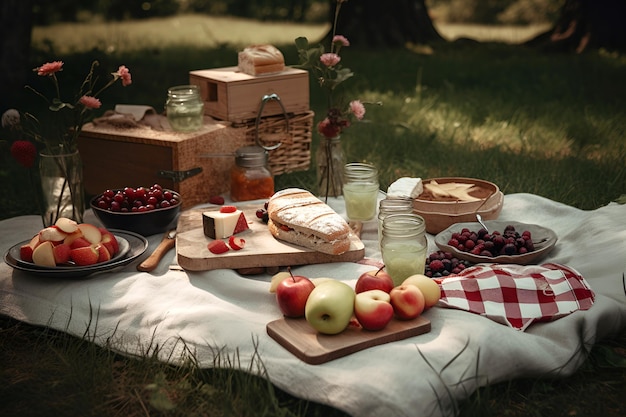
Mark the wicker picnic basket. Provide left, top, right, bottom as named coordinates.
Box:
left=237, top=110, right=314, bottom=176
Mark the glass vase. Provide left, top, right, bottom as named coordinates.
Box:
left=39, top=148, right=85, bottom=227
left=316, top=136, right=345, bottom=200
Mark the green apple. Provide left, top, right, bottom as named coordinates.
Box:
left=305, top=280, right=355, bottom=335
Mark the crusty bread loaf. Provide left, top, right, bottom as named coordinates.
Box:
left=238, top=44, right=285, bottom=76
left=267, top=188, right=351, bottom=255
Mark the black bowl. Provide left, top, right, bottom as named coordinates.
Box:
left=90, top=189, right=181, bottom=236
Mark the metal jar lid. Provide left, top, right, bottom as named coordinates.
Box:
left=235, top=145, right=268, bottom=168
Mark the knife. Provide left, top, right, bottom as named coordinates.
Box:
left=137, top=229, right=177, bottom=272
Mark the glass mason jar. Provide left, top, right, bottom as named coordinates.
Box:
left=230, top=145, right=275, bottom=201
left=316, top=136, right=345, bottom=200
left=39, top=148, right=85, bottom=227
left=377, top=197, right=415, bottom=247
left=342, top=162, right=379, bottom=221
left=166, top=85, right=204, bottom=132
left=381, top=213, right=428, bottom=286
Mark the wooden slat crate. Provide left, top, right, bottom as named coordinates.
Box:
left=189, top=66, right=309, bottom=123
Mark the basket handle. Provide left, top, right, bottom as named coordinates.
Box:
left=255, top=93, right=290, bottom=151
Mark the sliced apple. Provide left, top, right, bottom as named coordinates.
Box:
left=63, top=229, right=85, bottom=246
left=95, top=244, right=111, bottom=263
left=52, top=243, right=72, bottom=265
left=69, top=237, right=92, bottom=249
left=39, top=226, right=68, bottom=243
left=32, top=241, right=56, bottom=267
left=70, top=246, right=99, bottom=266
left=99, top=229, right=119, bottom=256
left=20, top=235, right=41, bottom=262
left=55, top=217, right=79, bottom=234
left=77, top=223, right=102, bottom=245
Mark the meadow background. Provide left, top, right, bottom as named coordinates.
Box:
left=1, top=5, right=626, bottom=417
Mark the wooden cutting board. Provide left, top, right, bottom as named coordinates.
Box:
left=267, top=316, right=431, bottom=365
left=176, top=205, right=365, bottom=271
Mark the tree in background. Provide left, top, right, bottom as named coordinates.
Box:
left=333, top=0, right=444, bottom=47
left=526, top=0, right=626, bottom=52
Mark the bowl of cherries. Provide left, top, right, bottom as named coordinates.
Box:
left=90, top=184, right=181, bottom=236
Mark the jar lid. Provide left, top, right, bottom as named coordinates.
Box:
left=235, top=145, right=268, bottom=168
left=167, top=85, right=200, bottom=100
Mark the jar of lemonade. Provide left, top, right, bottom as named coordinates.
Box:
left=381, top=213, right=427, bottom=286
left=342, top=163, right=379, bottom=221
left=377, top=197, right=414, bottom=246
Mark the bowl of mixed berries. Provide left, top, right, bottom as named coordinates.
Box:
left=90, top=184, right=181, bottom=236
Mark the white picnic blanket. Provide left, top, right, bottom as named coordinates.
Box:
left=1, top=193, right=625, bottom=417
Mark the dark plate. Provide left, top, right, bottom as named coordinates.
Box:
left=12, top=236, right=131, bottom=270
left=434, top=220, right=558, bottom=265
left=4, top=230, right=148, bottom=278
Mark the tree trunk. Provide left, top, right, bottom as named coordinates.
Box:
left=0, top=0, right=33, bottom=113
left=525, top=0, right=626, bottom=53
left=329, top=0, right=445, bottom=48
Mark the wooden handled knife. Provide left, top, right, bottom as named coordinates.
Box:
left=137, top=229, right=176, bottom=272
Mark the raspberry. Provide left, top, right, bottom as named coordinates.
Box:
left=429, top=259, right=445, bottom=273
left=10, top=140, right=37, bottom=168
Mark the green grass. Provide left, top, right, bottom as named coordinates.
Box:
left=1, top=14, right=626, bottom=417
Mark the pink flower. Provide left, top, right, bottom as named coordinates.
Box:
left=10, top=140, right=37, bottom=168
left=317, top=118, right=342, bottom=139
left=320, top=53, right=341, bottom=67
left=79, top=95, right=101, bottom=109
left=349, top=100, right=366, bottom=120
left=116, top=65, right=132, bottom=86
left=36, top=61, right=64, bottom=76
left=332, top=35, right=350, bottom=47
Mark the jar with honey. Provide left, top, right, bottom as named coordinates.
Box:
left=230, top=146, right=274, bottom=201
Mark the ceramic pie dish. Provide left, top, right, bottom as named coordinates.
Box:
left=413, top=177, right=503, bottom=234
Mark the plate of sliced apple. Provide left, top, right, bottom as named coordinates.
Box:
left=3, top=217, right=148, bottom=278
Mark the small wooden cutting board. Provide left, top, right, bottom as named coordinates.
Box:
left=176, top=206, right=365, bottom=271
left=266, top=316, right=431, bottom=365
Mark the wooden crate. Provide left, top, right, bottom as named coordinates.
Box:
left=189, top=66, right=309, bottom=123
left=78, top=116, right=249, bottom=208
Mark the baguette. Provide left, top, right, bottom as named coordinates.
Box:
left=267, top=188, right=351, bottom=255
left=238, top=44, right=285, bottom=76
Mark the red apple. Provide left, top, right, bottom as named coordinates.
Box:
left=355, top=266, right=395, bottom=294
left=389, top=285, right=426, bottom=320
left=354, top=289, right=394, bottom=331
left=70, top=246, right=99, bottom=266
left=402, top=274, right=442, bottom=309
left=52, top=243, right=72, bottom=265
left=276, top=270, right=315, bottom=318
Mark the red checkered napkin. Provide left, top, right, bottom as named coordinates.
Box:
left=438, top=263, right=595, bottom=331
